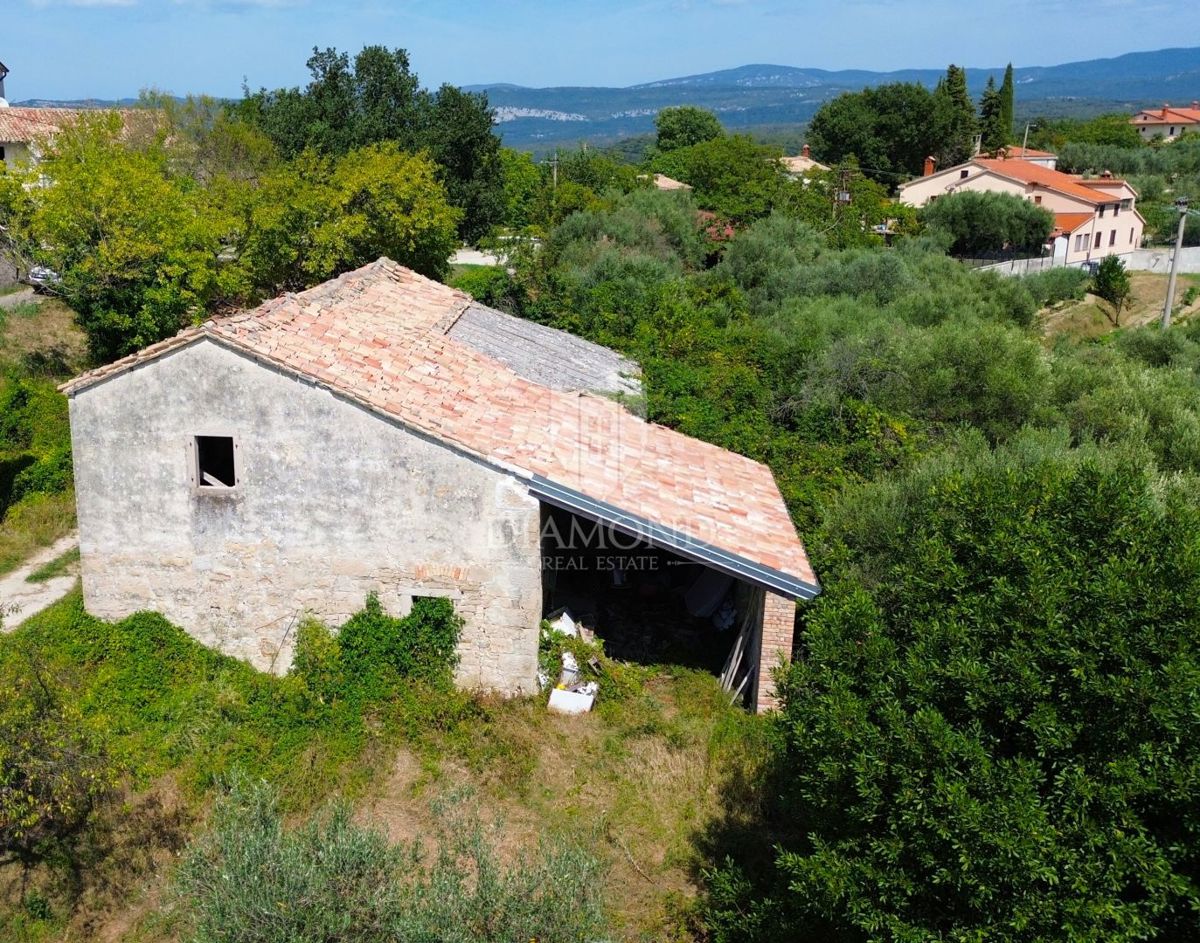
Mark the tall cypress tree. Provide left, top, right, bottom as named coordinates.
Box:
left=933, top=64, right=977, bottom=166
left=979, top=76, right=1005, bottom=152
left=999, top=63, right=1015, bottom=144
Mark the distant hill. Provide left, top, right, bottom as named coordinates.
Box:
left=12, top=98, right=142, bottom=109
left=465, top=47, right=1200, bottom=151
left=15, top=47, right=1200, bottom=155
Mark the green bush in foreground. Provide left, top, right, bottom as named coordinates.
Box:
left=293, top=593, right=463, bottom=703
left=705, top=433, right=1200, bottom=942
left=0, top=659, right=120, bottom=867
left=174, top=774, right=608, bottom=943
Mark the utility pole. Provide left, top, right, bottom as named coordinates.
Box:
left=1162, top=197, right=1190, bottom=330
left=1021, top=122, right=1030, bottom=155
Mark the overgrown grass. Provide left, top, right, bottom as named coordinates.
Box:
left=0, top=594, right=767, bottom=940
left=24, top=545, right=79, bottom=583
left=0, top=492, right=76, bottom=577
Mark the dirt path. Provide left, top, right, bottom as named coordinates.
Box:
left=0, top=532, right=79, bottom=630
left=0, top=287, right=35, bottom=308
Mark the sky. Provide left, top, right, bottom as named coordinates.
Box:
left=4, top=0, right=1197, bottom=102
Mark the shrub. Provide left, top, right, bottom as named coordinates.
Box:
left=1093, top=254, right=1132, bottom=325
left=712, top=435, right=1200, bottom=941
left=0, top=659, right=120, bottom=866
left=920, top=190, right=1055, bottom=256
left=173, top=774, right=609, bottom=943
left=293, top=595, right=463, bottom=704
left=174, top=772, right=404, bottom=943
left=1020, top=266, right=1091, bottom=307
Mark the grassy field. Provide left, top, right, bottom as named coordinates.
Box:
left=1039, top=271, right=1200, bottom=340
left=0, top=593, right=768, bottom=942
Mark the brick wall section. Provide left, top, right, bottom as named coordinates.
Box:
left=756, top=590, right=797, bottom=713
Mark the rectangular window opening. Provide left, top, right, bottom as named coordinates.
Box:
left=196, top=435, right=237, bottom=489
left=1109, top=230, right=1117, bottom=247
left=959, top=169, right=969, bottom=179
left=1094, top=232, right=1102, bottom=249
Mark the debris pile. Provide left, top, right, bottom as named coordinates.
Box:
left=541, top=608, right=602, bottom=715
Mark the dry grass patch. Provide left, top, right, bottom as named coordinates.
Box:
left=0, top=492, right=77, bottom=577
left=0, top=297, right=88, bottom=374
left=358, top=671, right=771, bottom=941
left=1041, top=272, right=1200, bottom=340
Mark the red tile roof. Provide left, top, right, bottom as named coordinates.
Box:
left=973, top=158, right=1117, bottom=205
left=0, top=106, right=148, bottom=146
left=63, top=260, right=817, bottom=595
left=1133, top=104, right=1200, bottom=125
left=0, top=107, right=80, bottom=143
left=1051, top=212, right=1093, bottom=236
left=1006, top=146, right=1057, bottom=159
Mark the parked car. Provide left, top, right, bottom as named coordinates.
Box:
left=26, top=265, right=61, bottom=293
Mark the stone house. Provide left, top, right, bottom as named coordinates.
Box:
left=62, top=260, right=819, bottom=712
left=898, top=153, right=1146, bottom=267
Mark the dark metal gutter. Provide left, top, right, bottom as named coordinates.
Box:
left=529, top=475, right=821, bottom=601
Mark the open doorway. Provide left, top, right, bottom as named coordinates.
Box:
left=539, top=504, right=756, bottom=677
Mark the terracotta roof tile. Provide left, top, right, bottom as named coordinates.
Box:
left=1052, top=212, right=1094, bottom=235
left=64, top=259, right=815, bottom=593
left=0, top=106, right=145, bottom=145
left=973, top=158, right=1119, bottom=205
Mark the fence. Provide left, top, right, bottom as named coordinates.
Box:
left=974, top=246, right=1200, bottom=278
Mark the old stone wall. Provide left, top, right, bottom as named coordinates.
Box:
left=68, top=339, right=544, bottom=693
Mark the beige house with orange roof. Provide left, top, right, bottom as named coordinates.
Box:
left=62, top=260, right=818, bottom=712
left=1132, top=103, right=1200, bottom=142
left=898, top=154, right=1145, bottom=267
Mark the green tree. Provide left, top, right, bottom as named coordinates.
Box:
left=920, top=190, right=1054, bottom=256
left=808, top=83, right=944, bottom=186
left=999, top=63, right=1015, bottom=144
left=1093, top=253, right=1132, bottom=325
left=978, top=75, right=1006, bottom=152
left=424, top=84, right=505, bottom=244
left=654, top=106, right=724, bottom=153
left=776, top=164, right=896, bottom=250
left=0, top=660, right=120, bottom=868
left=25, top=113, right=240, bottom=362
left=713, top=436, right=1200, bottom=942
left=237, top=144, right=460, bottom=293
left=239, top=45, right=504, bottom=242
left=498, top=148, right=541, bottom=230
left=932, top=64, right=977, bottom=167
left=651, top=135, right=785, bottom=222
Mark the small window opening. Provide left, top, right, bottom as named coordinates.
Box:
left=196, top=435, right=236, bottom=488
left=959, top=169, right=969, bottom=179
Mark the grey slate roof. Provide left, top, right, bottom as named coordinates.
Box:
left=447, top=302, right=642, bottom=400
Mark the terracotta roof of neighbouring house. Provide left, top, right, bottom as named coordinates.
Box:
left=0, top=106, right=149, bottom=146
left=651, top=173, right=692, bottom=191
left=1133, top=104, right=1200, bottom=125
left=1051, top=212, right=1094, bottom=236
left=0, top=107, right=79, bottom=143
left=972, top=158, right=1118, bottom=205
left=779, top=154, right=829, bottom=174
left=63, top=260, right=817, bottom=597
left=1005, top=146, right=1057, bottom=159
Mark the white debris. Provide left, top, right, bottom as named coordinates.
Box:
left=548, top=687, right=595, bottom=715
